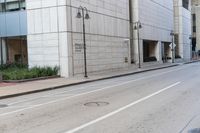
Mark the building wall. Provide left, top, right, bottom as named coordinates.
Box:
left=26, top=0, right=130, bottom=77
left=192, top=0, right=200, bottom=5
left=26, top=0, right=192, bottom=77
left=194, top=7, right=200, bottom=50
left=174, top=0, right=192, bottom=61
left=131, top=0, right=174, bottom=63
left=26, top=0, right=69, bottom=77
left=70, top=0, right=130, bottom=75
left=192, top=0, right=200, bottom=51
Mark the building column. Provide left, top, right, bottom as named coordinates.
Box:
left=133, top=38, right=143, bottom=65
left=156, top=41, right=162, bottom=63
left=0, top=38, right=3, bottom=65
left=0, top=38, right=7, bottom=65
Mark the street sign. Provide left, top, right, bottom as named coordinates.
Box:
left=75, top=43, right=83, bottom=52
left=169, top=43, right=176, bottom=49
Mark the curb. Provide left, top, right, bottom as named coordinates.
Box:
left=183, top=59, right=200, bottom=64
left=0, top=64, right=182, bottom=100
left=3, top=76, right=60, bottom=83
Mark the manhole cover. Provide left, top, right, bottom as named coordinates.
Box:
left=0, top=104, right=8, bottom=108
left=188, top=128, right=200, bottom=133
left=84, top=102, right=109, bottom=107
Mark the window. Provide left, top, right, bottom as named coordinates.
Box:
left=182, top=0, right=189, bottom=10
left=193, top=26, right=196, bottom=33
left=193, top=14, right=196, bottom=33
left=193, top=14, right=196, bottom=22
left=0, top=0, right=25, bottom=12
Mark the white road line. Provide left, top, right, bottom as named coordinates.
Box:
left=4, top=67, right=184, bottom=106
left=0, top=68, right=184, bottom=117
left=0, top=76, right=159, bottom=117
left=64, top=82, right=181, bottom=133
left=7, top=83, right=107, bottom=106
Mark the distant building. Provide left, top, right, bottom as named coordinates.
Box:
left=192, top=0, right=200, bottom=52
left=173, top=0, right=192, bottom=60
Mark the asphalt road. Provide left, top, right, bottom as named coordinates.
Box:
left=0, top=62, right=200, bottom=133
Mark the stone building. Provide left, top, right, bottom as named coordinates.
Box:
left=192, top=0, right=200, bottom=52
left=0, top=0, right=192, bottom=77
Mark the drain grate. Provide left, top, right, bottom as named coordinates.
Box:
left=188, top=128, right=200, bottom=133
left=0, top=104, right=8, bottom=108
left=84, top=102, right=109, bottom=107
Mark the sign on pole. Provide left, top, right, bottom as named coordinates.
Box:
left=169, top=43, right=176, bottom=49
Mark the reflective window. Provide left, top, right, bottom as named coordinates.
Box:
left=0, top=0, right=25, bottom=12
left=182, top=0, right=189, bottom=10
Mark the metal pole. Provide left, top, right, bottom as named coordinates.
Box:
left=137, top=23, right=141, bottom=68
left=82, top=8, right=88, bottom=78
left=20, top=36, right=23, bottom=64
left=172, top=35, right=175, bottom=63
left=5, top=37, right=9, bottom=63
left=129, top=0, right=134, bottom=63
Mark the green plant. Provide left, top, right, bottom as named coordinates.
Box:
left=0, top=64, right=59, bottom=80
left=0, top=63, right=28, bottom=70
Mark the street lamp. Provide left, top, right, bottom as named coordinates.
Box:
left=76, top=6, right=90, bottom=78
left=189, top=35, right=193, bottom=60
left=134, top=21, right=142, bottom=68
left=170, top=30, right=175, bottom=63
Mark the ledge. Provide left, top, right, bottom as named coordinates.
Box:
left=3, top=75, right=60, bottom=83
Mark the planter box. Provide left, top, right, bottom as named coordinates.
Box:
left=3, top=75, right=60, bottom=83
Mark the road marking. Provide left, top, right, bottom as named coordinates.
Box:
left=4, top=67, right=184, bottom=106
left=64, top=82, right=181, bottom=133
left=0, top=67, right=184, bottom=117
left=0, top=77, right=159, bottom=117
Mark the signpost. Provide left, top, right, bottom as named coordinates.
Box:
left=169, top=43, right=176, bottom=49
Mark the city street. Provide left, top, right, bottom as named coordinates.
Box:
left=0, top=62, right=200, bottom=133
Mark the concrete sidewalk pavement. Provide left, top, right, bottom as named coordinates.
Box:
left=0, top=62, right=194, bottom=99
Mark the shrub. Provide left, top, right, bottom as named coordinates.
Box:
left=0, top=63, right=28, bottom=70
left=0, top=63, right=59, bottom=80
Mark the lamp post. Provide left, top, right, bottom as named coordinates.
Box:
left=189, top=35, right=193, bottom=60
left=134, top=21, right=142, bottom=68
left=170, top=31, right=175, bottom=63
left=76, top=6, right=90, bottom=78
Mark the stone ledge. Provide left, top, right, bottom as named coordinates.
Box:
left=3, top=75, right=60, bottom=83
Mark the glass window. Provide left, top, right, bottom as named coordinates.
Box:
left=0, top=0, right=25, bottom=12
left=182, top=0, right=189, bottom=10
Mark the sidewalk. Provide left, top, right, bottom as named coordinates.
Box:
left=0, top=62, right=195, bottom=99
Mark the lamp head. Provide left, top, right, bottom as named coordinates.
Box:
left=139, top=23, right=142, bottom=29
left=134, top=25, right=137, bottom=30
left=76, top=10, right=82, bottom=18
left=85, top=12, right=90, bottom=19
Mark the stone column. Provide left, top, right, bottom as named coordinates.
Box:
left=156, top=41, right=162, bottom=63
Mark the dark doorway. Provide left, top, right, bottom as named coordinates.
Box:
left=143, top=40, right=157, bottom=62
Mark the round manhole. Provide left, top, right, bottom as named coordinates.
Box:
left=188, top=128, right=200, bottom=133
left=0, top=104, right=8, bottom=108
left=84, top=102, right=109, bottom=107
